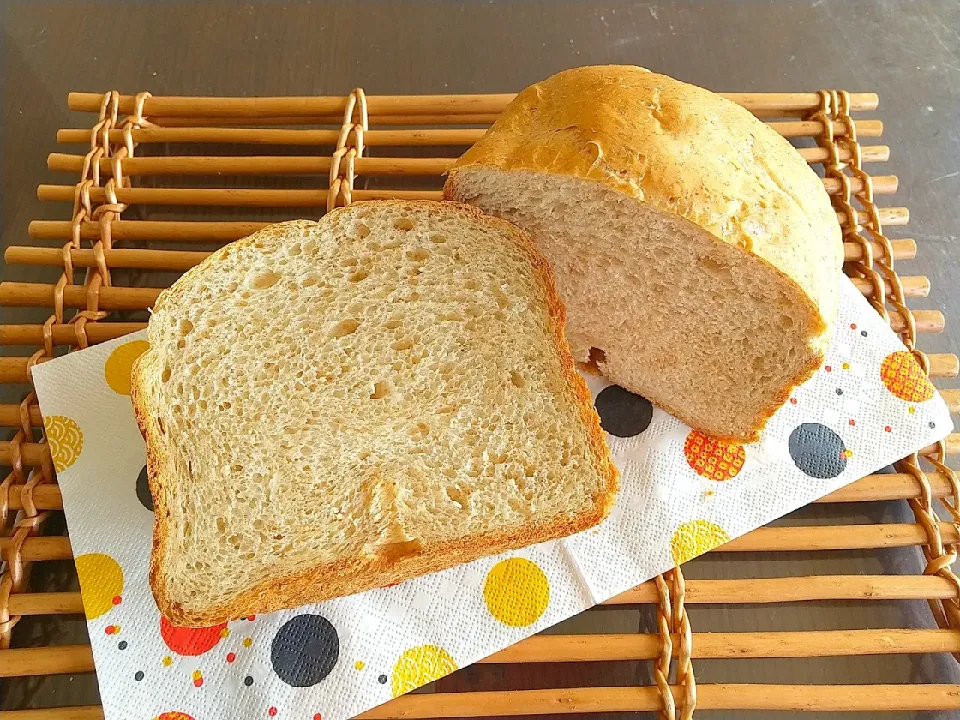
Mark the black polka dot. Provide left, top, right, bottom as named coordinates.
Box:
left=134, top=671, right=144, bottom=681
left=788, top=423, right=848, bottom=479
left=594, top=386, right=653, bottom=437
left=136, top=465, right=153, bottom=512
left=861, top=330, right=868, bottom=337
left=118, top=641, right=128, bottom=650
left=929, top=422, right=936, bottom=429
left=244, top=676, right=254, bottom=687
left=378, top=674, right=388, bottom=684
left=271, top=614, right=339, bottom=687
left=835, top=388, right=843, bottom=395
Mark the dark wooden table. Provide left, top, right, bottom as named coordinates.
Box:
left=3, top=1, right=959, bottom=718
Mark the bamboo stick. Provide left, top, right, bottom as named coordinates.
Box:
left=484, top=629, right=960, bottom=663
left=0, top=356, right=49, bottom=384
left=36, top=183, right=440, bottom=206
left=0, top=283, right=942, bottom=335
left=606, top=574, right=960, bottom=605
left=2, top=246, right=927, bottom=299
left=3, top=484, right=62, bottom=511
left=0, top=536, right=72, bottom=561
left=0, top=323, right=145, bottom=346
left=43, top=153, right=900, bottom=194
left=6, top=574, right=958, bottom=619
left=4, top=684, right=958, bottom=720
left=938, top=433, right=960, bottom=455
left=944, top=388, right=960, bottom=413
left=0, top=404, right=43, bottom=426
left=150, top=113, right=506, bottom=126
left=7, top=590, right=83, bottom=616
left=0, top=646, right=95, bottom=678
left=26, top=221, right=918, bottom=262
left=66, top=91, right=880, bottom=116
left=4, top=524, right=956, bottom=565
left=357, top=684, right=960, bottom=715
left=0, top=441, right=48, bottom=465
left=55, top=119, right=883, bottom=147
left=4, top=628, right=954, bottom=680
left=32, top=185, right=910, bottom=226
left=3, top=682, right=959, bottom=720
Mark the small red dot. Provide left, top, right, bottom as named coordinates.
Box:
left=247, top=615, right=256, bottom=621
left=885, top=425, right=892, bottom=433
left=849, top=419, right=856, bottom=426
left=789, top=397, right=798, bottom=405
left=194, top=677, right=203, bottom=688
left=105, top=626, right=116, bottom=635
left=112, top=595, right=122, bottom=605
left=850, top=323, right=857, bottom=330
left=227, top=652, right=236, bottom=663
left=825, top=366, right=832, bottom=372
left=268, top=708, right=278, bottom=717
left=314, top=715, right=322, bottom=720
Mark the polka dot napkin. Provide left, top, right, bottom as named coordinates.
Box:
left=32, top=278, right=952, bottom=720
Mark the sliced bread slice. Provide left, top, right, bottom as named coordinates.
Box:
left=131, top=200, right=618, bottom=626
left=444, top=66, right=844, bottom=442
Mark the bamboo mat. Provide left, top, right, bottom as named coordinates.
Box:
left=0, top=88, right=958, bottom=718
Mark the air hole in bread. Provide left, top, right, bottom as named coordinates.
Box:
left=161, top=364, right=172, bottom=383
left=370, top=381, right=389, bottom=400
left=429, top=233, right=447, bottom=244
left=778, top=314, right=795, bottom=329
left=384, top=318, right=402, bottom=329
left=588, top=346, right=608, bottom=369
left=348, top=270, right=369, bottom=283
left=510, top=371, right=526, bottom=389
left=250, top=271, right=281, bottom=290
left=438, top=312, right=462, bottom=322
left=355, top=223, right=371, bottom=238
left=287, top=244, right=302, bottom=256
left=406, top=248, right=430, bottom=262
left=393, top=217, right=415, bottom=231
left=698, top=256, right=732, bottom=282
left=330, top=319, right=360, bottom=338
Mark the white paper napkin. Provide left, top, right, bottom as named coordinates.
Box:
left=33, top=278, right=952, bottom=720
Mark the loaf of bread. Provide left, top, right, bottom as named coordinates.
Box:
left=131, top=200, right=618, bottom=626
left=444, top=66, right=844, bottom=442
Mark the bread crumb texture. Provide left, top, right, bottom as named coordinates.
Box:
left=132, top=200, right=616, bottom=622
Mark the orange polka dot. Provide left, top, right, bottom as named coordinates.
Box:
left=880, top=351, right=934, bottom=402
left=683, top=430, right=745, bottom=481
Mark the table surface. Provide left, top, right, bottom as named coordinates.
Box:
left=3, top=1, right=959, bottom=718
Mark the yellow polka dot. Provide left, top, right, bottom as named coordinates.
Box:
left=354, top=660, right=365, bottom=671
left=219, top=627, right=230, bottom=638
left=162, top=655, right=173, bottom=667
left=483, top=557, right=550, bottom=627
left=670, top=520, right=731, bottom=566
left=391, top=645, right=457, bottom=697
left=43, top=415, right=83, bottom=473
left=75, top=553, right=123, bottom=620
left=909, top=406, right=916, bottom=415
left=880, top=350, right=934, bottom=403
left=242, top=637, right=252, bottom=647
left=104, top=340, right=150, bottom=395
left=192, top=669, right=202, bottom=681
left=842, top=362, right=850, bottom=370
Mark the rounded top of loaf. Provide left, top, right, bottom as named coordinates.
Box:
left=448, top=65, right=844, bottom=329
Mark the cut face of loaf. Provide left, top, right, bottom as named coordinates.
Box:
left=131, top=200, right=617, bottom=626
left=447, top=169, right=827, bottom=441
left=445, top=66, right=844, bottom=441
